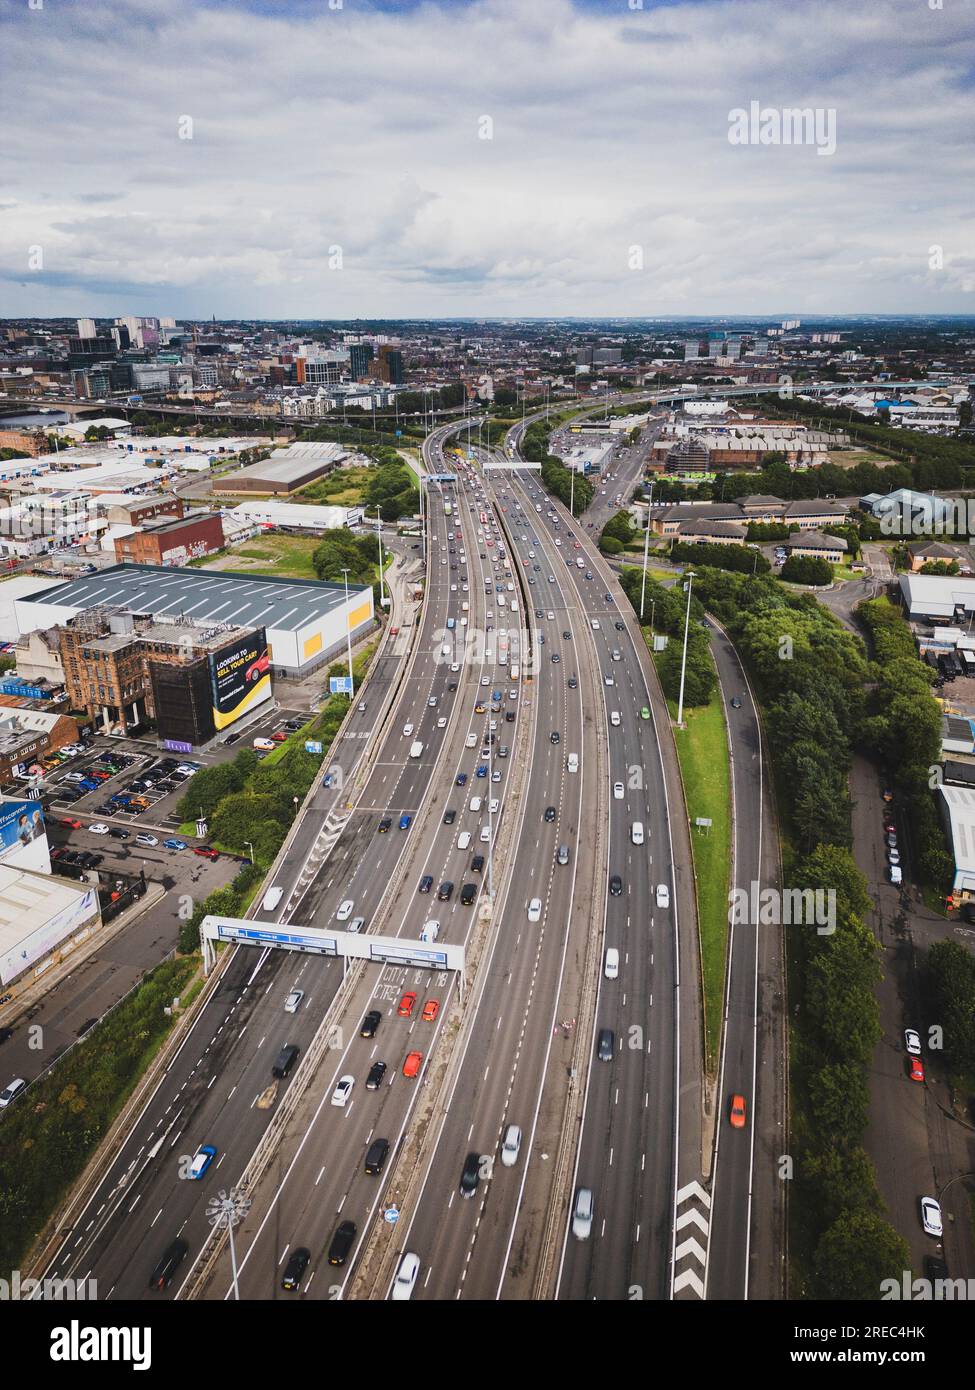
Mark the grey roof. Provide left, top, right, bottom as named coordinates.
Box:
left=23, top=563, right=369, bottom=635
left=681, top=520, right=748, bottom=539
left=784, top=499, right=849, bottom=518
left=738, top=494, right=785, bottom=507
left=786, top=530, right=848, bottom=551
left=662, top=502, right=744, bottom=522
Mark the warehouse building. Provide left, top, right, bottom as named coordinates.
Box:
left=938, top=784, right=975, bottom=900
left=899, top=573, right=975, bottom=623
left=113, top=511, right=225, bottom=566
left=0, top=864, right=101, bottom=990
left=212, top=442, right=359, bottom=496
left=13, top=563, right=374, bottom=678
left=226, top=499, right=363, bottom=531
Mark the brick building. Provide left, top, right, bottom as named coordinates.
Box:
left=113, top=512, right=224, bottom=567
left=97, top=495, right=185, bottom=527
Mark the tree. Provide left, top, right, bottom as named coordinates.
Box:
left=781, top=555, right=834, bottom=585
left=812, top=1210, right=910, bottom=1300
left=808, top=1062, right=870, bottom=1143
left=926, top=940, right=975, bottom=1074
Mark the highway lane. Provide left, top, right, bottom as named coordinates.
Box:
left=386, top=467, right=595, bottom=1300
left=702, top=620, right=784, bottom=1300
left=35, top=424, right=489, bottom=1301
left=196, top=452, right=542, bottom=1297
left=499, top=469, right=682, bottom=1303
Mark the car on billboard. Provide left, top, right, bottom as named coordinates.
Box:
left=245, top=653, right=270, bottom=683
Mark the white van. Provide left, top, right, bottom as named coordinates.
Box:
left=631, top=821, right=645, bottom=845
left=479, top=825, right=491, bottom=842
left=261, top=886, right=284, bottom=913
left=420, top=919, right=440, bottom=943
left=457, top=831, right=472, bottom=851
left=889, top=865, right=902, bottom=885
left=410, top=741, right=424, bottom=759
left=604, top=947, right=620, bottom=980
left=253, top=737, right=275, bottom=751
left=567, top=753, right=579, bottom=773
left=466, top=732, right=477, bottom=749
left=469, top=795, right=482, bottom=813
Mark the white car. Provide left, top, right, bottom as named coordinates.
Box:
left=604, top=675, right=614, bottom=686
left=0, top=1077, right=26, bottom=1110
left=572, top=1187, right=593, bottom=1240
left=904, top=1029, right=921, bottom=1056
left=284, top=989, right=304, bottom=1014
left=547, top=611, right=555, bottom=620
left=500, top=1124, right=522, bottom=1167
left=330, top=1075, right=355, bottom=1108
left=336, top=899, right=354, bottom=921
left=610, top=712, right=621, bottom=727
left=437, top=717, right=447, bottom=729
left=920, top=1196, right=943, bottom=1237
left=88, top=823, right=110, bottom=835
left=348, top=916, right=365, bottom=934
left=481, top=676, right=490, bottom=687
left=450, top=662, right=461, bottom=673
left=613, top=782, right=625, bottom=800
left=391, top=1252, right=420, bottom=1301
left=135, top=833, right=158, bottom=847
left=527, top=897, right=542, bottom=923
left=655, top=884, right=670, bottom=909
left=403, top=723, right=415, bottom=737
left=591, top=619, right=600, bottom=630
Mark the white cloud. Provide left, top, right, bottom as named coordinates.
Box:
left=0, top=0, right=972, bottom=315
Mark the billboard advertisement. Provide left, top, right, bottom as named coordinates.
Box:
left=0, top=883, right=98, bottom=988
left=0, top=797, right=46, bottom=865
left=208, top=627, right=272, bottom=731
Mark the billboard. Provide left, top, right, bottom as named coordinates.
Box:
left=0, top=797, right=46, bottom=865
left=208, top=627, right=272, bottom=732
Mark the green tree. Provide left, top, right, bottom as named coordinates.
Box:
left=812, top=1210, right=911, bottom=1300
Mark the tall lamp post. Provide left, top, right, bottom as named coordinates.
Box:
left=340, top=567, right=354, bottom=693
left=375, top=506, right=387, bottom=608
left=206, top=1188, right=251, bottom=1302
left=676, top=570, right=696, bottom=729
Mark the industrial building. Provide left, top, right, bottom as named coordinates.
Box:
left=938, top=784, right=975, bottom=900
left=227, top=499, right=364, bottom=531
left=13, top=562, right=374, bottom=678
left=0, top=862, right=101, bottom=990
left=212, top=442, right=359, bottom=496
left=898, top=573, right=975, bottom=623
left=112, top=511, right=225, bottom=566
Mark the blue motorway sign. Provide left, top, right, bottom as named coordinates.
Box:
left=329, top=676, right=353, bottom=694
left=305, top=739, right=323, bottom=754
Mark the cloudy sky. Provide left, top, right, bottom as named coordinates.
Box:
left=0, top=0, right=972, bottom=318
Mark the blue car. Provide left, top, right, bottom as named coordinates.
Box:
left=77, top=779, right=99, bottom=792
left=456, top=772, right=467, bottom=786
left=476, top=765, right=488, bottom=778
left=187, top=1144, right=216, bottom=1180
left=164, top=838, right=187, bottom=851
left=399, top=814, right=412, bottom=830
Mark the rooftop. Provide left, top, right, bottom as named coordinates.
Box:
left=0, top=859, right=98, bottom=958
left=18, top=563, right=369, bottom=635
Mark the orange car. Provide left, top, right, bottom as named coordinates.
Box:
left=729, top=1094, right=746, bottom=1129
left=421, top=999, right=440, bottom=1023
left=398, top=992, right=417, bottom=1018
left=402, top=1051, right=423, bottom=1079
left=910, top=1056, right=925, bottom=1083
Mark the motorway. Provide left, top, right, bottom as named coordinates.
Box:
left=35, top=419, right=494, bottom=1300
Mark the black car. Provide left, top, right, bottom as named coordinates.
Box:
left=0, top=1027, right=13, bottom=1044
left=568, top=677, right=578, bottom=690
left=471, top=854, right=485, bottom=874
left=377, top=818, right=392, bottom=834
left=609, top=874, right=623, bottom=897
left=418, top=874, right=433, bottom=894
left=437, top=881, right=454, bottom=902
left=505, top=711, right=515, bottom=722
left=443, top=809, right=456, bottom=826
left=360, top=1010, right=382, bottom=1039
left=551, top=653, right=561, bottom=663
left=281, top=1247, right=310, bottom=1291
left=604, top=593, right=613, bottom=602
left=550, top=731, right=560, bottom=745
left=730, top=696, right=742, bottom=709
left=224, top=732, right=242, bottom=745
left=460, top=884, right=477, bottom=906
left=148, top=1238, right=189, bottom=1291
left=615, top=620, right=625, bottom=631
left=365, top=1060, right=387, bottom=1090
left=364, top=1138, right=390, bottom=1176
left=597, top=1028, right=615, bottom=1062
left=562, top=631, right=571, bottom=640
left=109, top=827, right=130, bottom=840
left=459, top=1152, right=482, bottom=1199
left=327, top=1220, right=357, bottom=1266
left=544, top=806, right=556, bottom=823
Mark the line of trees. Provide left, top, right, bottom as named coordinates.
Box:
left=670, top=540, right=770, bottom=575
left=617, top=567, right=716, bottom=707
left=780, top=555, right=834, bottom=586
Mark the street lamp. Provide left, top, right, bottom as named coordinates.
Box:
left=375, top=506, right=387, bottom=608
left=244, top=841, right=254, bottom=864
left=340, top=567, right=354, bottom=693
left=676, top=571, right=696, bottom=729
left=206, top=1187, right=251, bottom=1302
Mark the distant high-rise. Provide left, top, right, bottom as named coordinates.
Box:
left=350, top=343, right=374, bottom=379
left=76, top=318, right=96, bottom=340
left=683, top=340, right=701, bottom=361
left=592, top=347, right=622, bottom=365
left=376, top=345, right=404, bottom=384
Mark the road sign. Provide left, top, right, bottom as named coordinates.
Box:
left=329, top=676, right=353, bottom=695
left=383, top=1206, right=400, bottom=1224
left=305, top=740, right=323, bottom=754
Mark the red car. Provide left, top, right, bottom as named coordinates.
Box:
left=421, top=999, right=440, bottom=1023
left=245, top=653, right=270, bottom=683
left=59, top=818, right=81, bottom=830
left=910, top=1056, right=925, bottom=1083
left=729, top=1094, right=746, bottom=1129
left=402, top=1051, right=423, bottom=1078
left=193, top=847, right=219, bottom=860
left=398, top=992, right=417, bottom=1018
left=271, top=731, right=288, bottom=743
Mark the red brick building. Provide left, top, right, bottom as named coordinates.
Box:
left=113, top=512, right=224, bottom=567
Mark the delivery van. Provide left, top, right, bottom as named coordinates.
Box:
left=410, top=741, right=424, bottom=759
left=262, top=886, right=284, bottom=913
left=631, top=821, right=645, bottom=845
